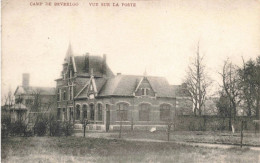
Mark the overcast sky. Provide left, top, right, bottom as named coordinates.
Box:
left=2, top=0, right=260, bottom=100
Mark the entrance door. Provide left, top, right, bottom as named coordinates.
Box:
left=106, top=104, right=110, bottom=132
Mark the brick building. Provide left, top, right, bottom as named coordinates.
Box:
left=56, top=45, right=192, bottom=131
left=12, top=74, right=56, bottom=124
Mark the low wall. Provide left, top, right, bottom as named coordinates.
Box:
left=77, top=116, right=259, bottom=132
left=174, top=115, right=259, bottom=131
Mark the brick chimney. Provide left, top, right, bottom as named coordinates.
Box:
left=102, top=54, right=107, bottom=74
left=22, top=73, right=30, bottom=87
left=85, top=53, right=89, bottom=73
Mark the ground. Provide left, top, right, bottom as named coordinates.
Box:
left=2, top=132, right=260, bottom=163
left=107, top=131, right=260, bottom=146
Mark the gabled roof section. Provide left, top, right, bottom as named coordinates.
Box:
left=74, top=80, right=90, bottom=99
left=99, top=75, right=175, bottom=98
left=14, top=86, right=56, bottom=96
left=75, top=78, right=107, bottom=99
left=134, top=76, right=155, bottom=93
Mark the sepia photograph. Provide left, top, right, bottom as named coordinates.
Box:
left=1, top=0, right=260, bottom=162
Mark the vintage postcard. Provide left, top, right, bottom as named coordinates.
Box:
left=1, top=0, right=260, bottom=162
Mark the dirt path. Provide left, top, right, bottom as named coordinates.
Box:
left=74, top=132, right=260, bottom=151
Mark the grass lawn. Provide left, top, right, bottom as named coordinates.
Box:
left=109, top=131, right=260, bottom=146
left=2, top=136, right=260, bottom=163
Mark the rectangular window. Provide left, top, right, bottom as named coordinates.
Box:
left=141, top=88, right=150, bottom=96
left=57, top=89, right=61, bottom=101
left=142, top=88, right=145, bottom=95
left=146, top=89, right=149, bottom=95
left=69, top=86, right=73, bottom=100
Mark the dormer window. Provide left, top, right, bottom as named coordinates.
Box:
left=141, top=88, right=150, bottom=96
left=146, top=89, right=149, bottom=95
left=90, top=85, right=93, bottom=91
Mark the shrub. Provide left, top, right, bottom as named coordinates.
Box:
left=10, top=121, right=27, bottom=136
left=33, top=114, right=49, bottom=136
left=34, top=121, right=47, bottom=136
left=49, top=120, right=63, bottom=137
left=1, top=114, right=11, bottom=138
left=62, top=121, right=74, bottom=136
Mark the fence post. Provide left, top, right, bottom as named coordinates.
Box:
left=240, top=120, right=244, bottom=148
left=83, top=120, right=86, bottom=137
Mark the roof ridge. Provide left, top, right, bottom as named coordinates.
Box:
left=74, top=54, right=103, bottom=58
left=111, top=74, right=166, bottom=78
left=19, top=85, right=55, bottom=89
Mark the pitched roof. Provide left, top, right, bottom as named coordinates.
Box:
left=99, top=75, right=176, bottom=98
left=14, top=86, right=56, bottom=96
left=73, top=55, right=114, bottom=78
left=75, top=75, right=175, bottom=99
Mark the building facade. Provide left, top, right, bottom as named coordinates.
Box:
left=12, top=74, right=56, bottom=124
left=56, top=45, right=192, bottom=131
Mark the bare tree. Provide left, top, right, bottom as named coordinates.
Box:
left=4, top=89, right=14, bottom=108
left=185, top=42, right=212, bottom=116
left=219, top=59, right=241, bottom=130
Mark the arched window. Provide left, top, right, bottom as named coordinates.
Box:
left=63, top=90, right=66, bottom=100
left=97, top=103, right=103, bottom=121
left=90, top=104, right=95, bottom=120
left=139, top=104, right=150, bottom=121
left=82, top=105, right=87, bottom=120
left=117, top=103, right=128, bottom=121
left=76, top=105, right=80, bottom=120
left=160, top=104, right=171, bottom=121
